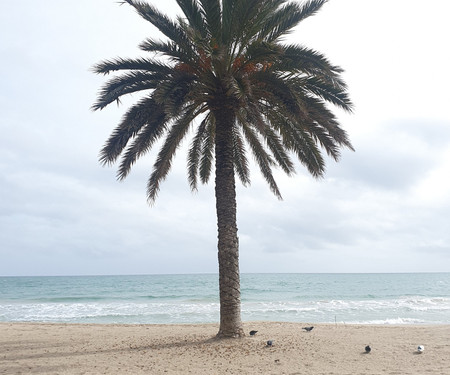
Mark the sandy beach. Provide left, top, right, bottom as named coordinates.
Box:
left=1, top=322, right=449, bottom=374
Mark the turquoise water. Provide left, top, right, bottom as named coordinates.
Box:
left=0, top=273, right=449, bottom=324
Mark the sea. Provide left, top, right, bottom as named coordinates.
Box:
left=0, top=273, right=449, bottom=325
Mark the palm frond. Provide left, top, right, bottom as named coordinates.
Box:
left=299, top=94, right=354, bottom=151
left=264, top=0, right=328, bottom=42
left=176, top=0, right=207, bottom=39
left=301, top=76, right=353, bottom=112
left=226, top=0, right=262, bottom=55
left=116, top=115, right=168, bottom=181
left=198, top=0, right=222, bottom=40
left=199, top=118, right=215, bottom=184
left=261, top=79, right=351, bottom=163
left=146, top=105, right=199, bottom=202
left=138, top=38, right=190, bottom=62
left=280, top=44, right=347, bottom=89
left=123, top=0, right=188, bottom=46
left=221, top=0, right=236, bottom=45
left=92, top=57, right=172, bottom=76
left=241, top=101, right=295, bottom=175
left=232, top=124, right=250, bottom=186
left=152, top=70, right=197, bottom=115
left=262, top=100, right=326, bottom=177
left=238, top=112, right=282, bottom=199
left=252, top=70, right=307, bottom=118
left=187, top=114, right=209, bottom=190
left=233, top=41, right=280, bottom=76
left=278, top=116, right=326, bottom=178
left=99, top=96, right=166, bottom=166
left=92, top=71, right=165, bottom=111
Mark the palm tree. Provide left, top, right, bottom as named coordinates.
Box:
left=92, top=0, right=353, bottom=338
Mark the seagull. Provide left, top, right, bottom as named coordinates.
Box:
left=266, top=340, right=273, bottom=347
left=302, top=326, right=314, bottom=332
left=249, top=330, right=258, bottom=336
left=365, top=345, right=371, bottom=353
left=417, top=345, right=424, bottom=353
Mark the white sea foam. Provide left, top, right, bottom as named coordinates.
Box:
left=2, top=296, right=450, bottom=324
left=347, top=318, right=427, bottom=325
left=0, top=302, right=221, bottom=324
left=240, top=296, right=450, bottom=324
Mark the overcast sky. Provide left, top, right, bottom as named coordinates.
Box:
left=1, top=0, right=449, bottom=276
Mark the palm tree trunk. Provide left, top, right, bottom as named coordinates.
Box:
left=214, top=107, right=244, bottom=338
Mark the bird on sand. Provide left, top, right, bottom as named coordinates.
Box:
left=266, top=340, right=273, bottom=347
left=302, top=326, right=314, bottom=332
left=365, top=345, right=371, bottom=353
left=417, top=345, right=424, bottom=353
left=249, top=330, right=258, bottom=336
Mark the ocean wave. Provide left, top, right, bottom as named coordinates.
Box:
left=1, top=296, right=449, bottom=324
left=1, top=274, right=449, bottom=325
left=0, top=302, right=220, bottom=324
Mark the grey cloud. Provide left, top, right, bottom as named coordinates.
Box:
left=327, top=119, right=450, bottom=191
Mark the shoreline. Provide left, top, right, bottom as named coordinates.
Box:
left=1, top=322, right=449, bottom=374
left=2, top=320, right=450, bottom=326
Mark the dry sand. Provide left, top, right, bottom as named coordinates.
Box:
left=1, top=322, right=449, bottom=374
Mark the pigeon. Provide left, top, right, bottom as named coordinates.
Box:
left=266, top=340, right=273, bottom=347
left=302, top=326, right=314, bottom=332
left=365, top=345, right=371, bottom=353
left=417, top=345, right=424, bottom=353
left=249, top=330, right=258, bottom=336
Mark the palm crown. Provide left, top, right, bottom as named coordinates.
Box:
left=92, top=0, right=353, bottom=201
